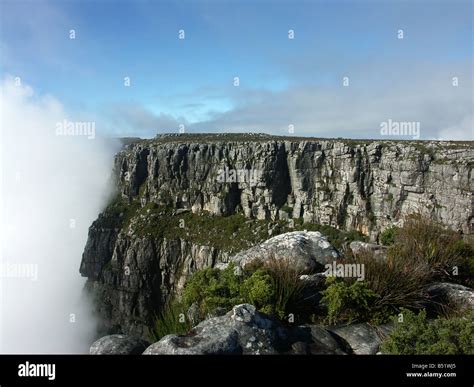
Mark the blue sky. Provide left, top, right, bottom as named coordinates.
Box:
left=0, top=0, right=472, bottom=139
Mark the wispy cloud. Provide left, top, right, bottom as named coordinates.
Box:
left=103, top=64, right=472, bottom=140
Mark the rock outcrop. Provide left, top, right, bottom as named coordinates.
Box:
left=217, top=231, right=340, bottom=273
left=426, top=282, right=474, bottom=310
left=327, top=324, right=384, bottom=355
left=96, top=304, right=389, bottom=355
left=143, top=304, right=286, bottom=355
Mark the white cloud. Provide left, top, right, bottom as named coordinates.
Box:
left=104, top=65, right=473, bottom=140
left=189, top=66, right=473, bottom=140
left=0, top=76, right=119, bottom=353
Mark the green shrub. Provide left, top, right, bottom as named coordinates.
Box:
left=182, top=255, right=308, bottom=323
left=321, top=278, right=379, bottom=325
left=182, top=263, right=243, bottom=319
left=381, top=309, right=474, bottom=355
left=149, top=299, right=194, bottom=342
left=241, top=269, right=274, bottom=314
left=380, top=226, right=398, bottom=246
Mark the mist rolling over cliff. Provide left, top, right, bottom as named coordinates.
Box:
left=0, top=78, right=119, bottom=353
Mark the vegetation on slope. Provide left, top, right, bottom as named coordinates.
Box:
left=98, top=195, right=366, bottom=254
left=149, top=214, right=473, bottom=355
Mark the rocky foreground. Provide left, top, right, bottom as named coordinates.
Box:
left=88, top=231, right=473, bottom=355
left=91, top=304, right=388, bottom=355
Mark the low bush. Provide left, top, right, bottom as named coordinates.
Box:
left=388, top=214, right=465, bottom=280
left=379, top=226, right=398, bottom=246
left=347, top=249, right=431, bottom=314
left=181, top=255, right=308, bottom=323
left=338, top=215, right=472, bottom=323
left=381, top=309, right=474, bottom=355
left=182, top=264, right=244, bottom=320
left=321, top=278, right=380, bottom=325
left=240, top=269, right=274, bottom=315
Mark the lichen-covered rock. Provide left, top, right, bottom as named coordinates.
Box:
left=90, top=334, right=149, bottom=355
left=143, top=304, right=286, bottom=355
left=328, top=323, right=383, bottom=355
left=426, top=282, right=474, bottom=310
left=220, top=231, right=340, bottom=272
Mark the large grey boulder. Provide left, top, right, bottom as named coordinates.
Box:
left=143, top=304, right=286, bottom=355
left=220, top=231, right=340, bottom=273
left=328, top=323, right=383, bottom=355
left=90, top=334, right=150, bottom=355
left=425, top=282, right=474, bottom=310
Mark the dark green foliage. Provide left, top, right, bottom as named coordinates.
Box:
left=365, top=215, right=471, bottom=307
left=381, top=309, right=474, bottom=355
left=328, top=215, right=473, bottom=325
left=240, top=269, right=274, bottom=315
left=280, top=205, right=293, bottom=214
left=379, top=226, right=398, bottom=246
left=346, top=248, right=431, bottom=315
left=321, top=278, right=379, bottom=325
left=182, top=264, right=244, bottom=319
left=181, top=257, right=308, bottom=323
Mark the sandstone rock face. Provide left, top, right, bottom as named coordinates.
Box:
left=80, top=134, right=473, bottom=338
left=83, top=234, right=227, bottom=338
left=89, top=334, right=149, bottom=355
left=220, top=231, right=340, bottom=272
left=114, top=135, right=473, bottom=239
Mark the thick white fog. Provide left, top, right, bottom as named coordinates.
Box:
left=0, top=77, right=119, bottom=353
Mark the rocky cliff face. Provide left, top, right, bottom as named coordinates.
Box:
left=80, top=134, right=473, bottom=338
left=115, top=134, right=472, bottom=236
